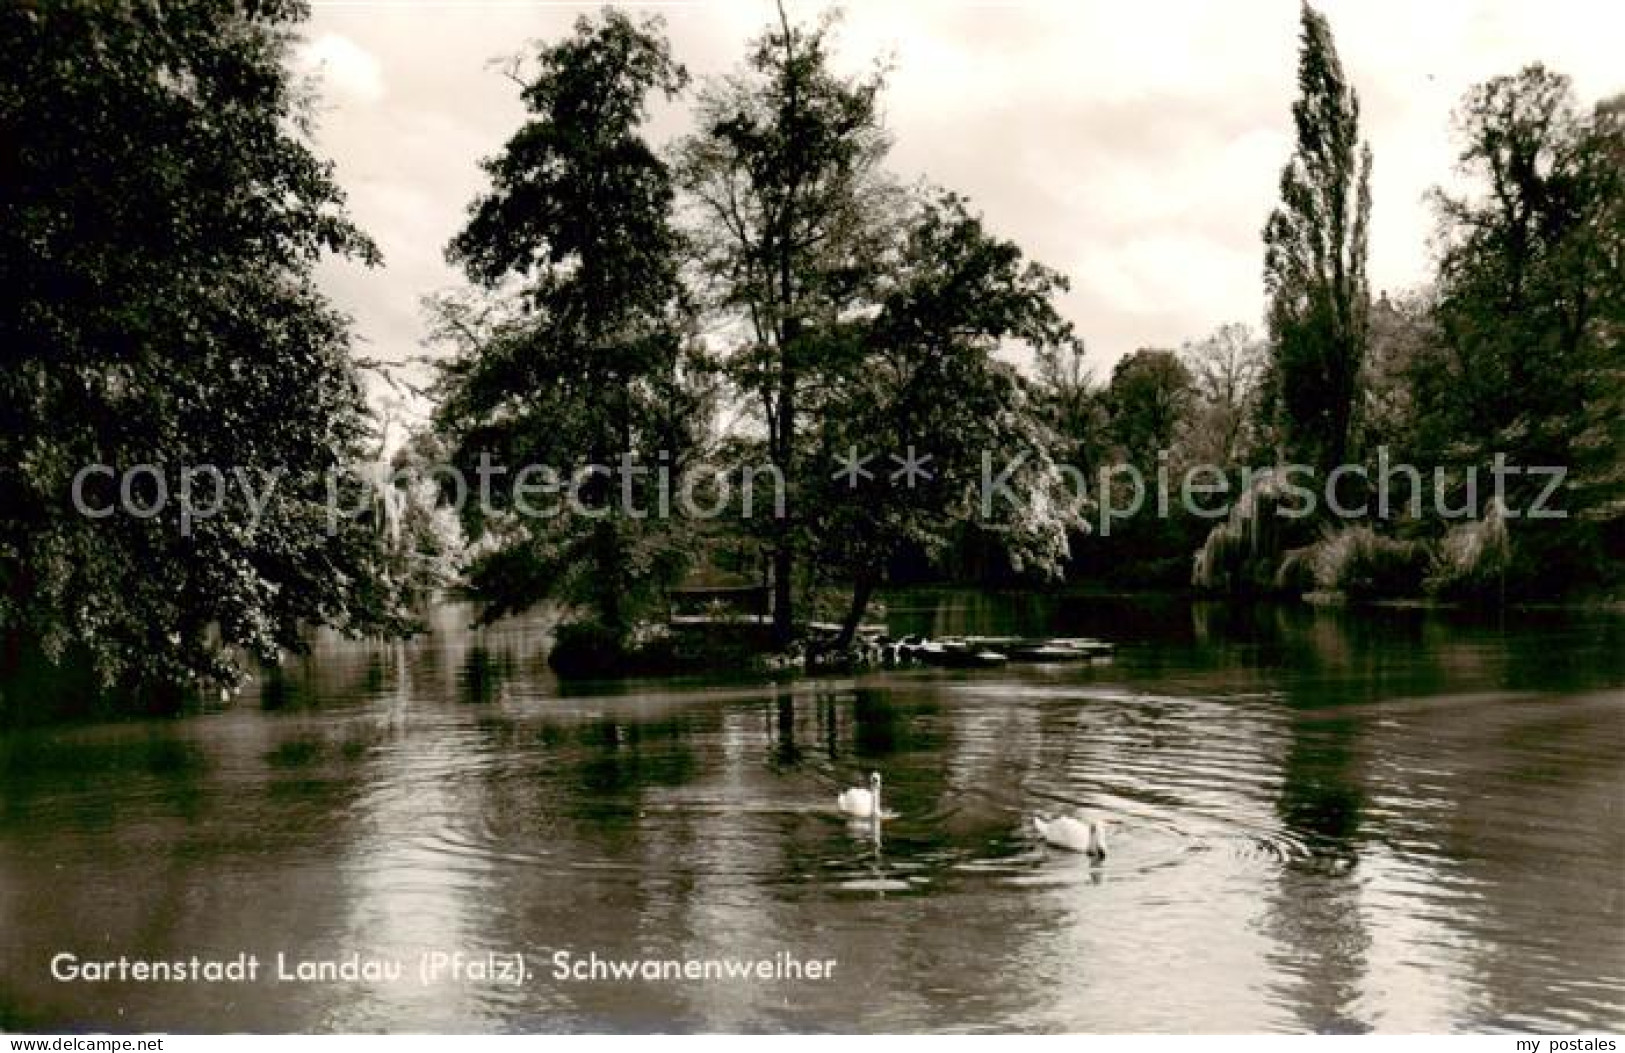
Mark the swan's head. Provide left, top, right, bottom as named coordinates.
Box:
left=869, top=772, right=882, bottom=793
left=1086, top=819, right=1108, bottom=859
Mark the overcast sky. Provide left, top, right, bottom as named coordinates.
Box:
left=297, top=0, right=1624, bottom=406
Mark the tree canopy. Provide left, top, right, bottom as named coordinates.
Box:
left=1415, top=67, right=1625, bottom=588
left=803, top=192, right=1081, bottom=643
left=0, top=0, right=402, bottom=702
left=676, top=5, right=897, bottom=643
left=433, top=11, right=705, bottom=641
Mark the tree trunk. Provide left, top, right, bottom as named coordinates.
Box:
left=771, top=543, right=794, bottom=645
left=834, top=570, right=876, bottom=650
left=770, top=322, right=798, bottom=647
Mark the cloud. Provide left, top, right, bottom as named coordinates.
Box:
left=298, top=0, right=1625, bottom=387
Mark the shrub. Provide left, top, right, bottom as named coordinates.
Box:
left=1427, top=502, right=1511, bottom=600
left=547, top=620, right=629, bottom=679
left=548, top=616, right=779, bottom=680
left=1311, top=526, right=1431, bottom=598
left=1274, top=546, right=1318, bottom=594
left=1191, top=470, right=1318, bottom=595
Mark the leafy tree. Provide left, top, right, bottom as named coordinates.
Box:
left=1419, top=68, right=1624, bottom=586
left=1357, top=289, right=1435, bottom=461
left=432, top=11, right=705, bottom=643
left=1090, top=348, right=1200, bottom=585
left=677, top=4, right=896, bottom=644
left=1180, top=323, right=1264, bottom=467
left=804, top=193, right=1080, bottom=644
left=1034, top=340, right=1110, bottom=482
left=375, top=425, right=464, bottom=609
left=1261, top=2, right=1372, bottom=473
left=0, top=0, right=403, bottom=704
left=1106, top=349, right=1193, bottom=467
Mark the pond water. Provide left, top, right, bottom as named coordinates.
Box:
left=1, top=593, right=1621, bottom=1033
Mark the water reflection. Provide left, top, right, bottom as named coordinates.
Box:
left=0, top=594, right=1620, bottom=1032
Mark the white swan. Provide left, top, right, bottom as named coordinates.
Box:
left=1034, top=814, right=1108, bottom=859
left=837, top=772, right=882, bottom=819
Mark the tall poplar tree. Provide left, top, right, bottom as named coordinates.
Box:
left=1261, top=3, right=1373, bottom=474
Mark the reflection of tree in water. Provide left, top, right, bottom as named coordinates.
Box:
left=1278, top=716, right=1365, bottom=852
left=1261, top=609, right=1374, bottom=1033
left=852, top=687, right=903, bottom=756
left=769, top=682, right=801, bottom=768
left=440, top=696, right=723, bottom=1026
left=838, top=686, right=954, bottom=837
left=809, top=683, right=940, bottom=763
left=574, top=715, right=701, bottom=803
left=0, top=683, right=390, bottom=1029
left=1374, top=686, right=1625, bottom=1028
left=258, top=633, right=437, bottom=713
left=1206, top=601, right=1624, bottom=1031
left=459, top=644, right=517, bottom=704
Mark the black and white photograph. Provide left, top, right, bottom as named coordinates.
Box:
left=1, top=0, right=1622, bottom=1038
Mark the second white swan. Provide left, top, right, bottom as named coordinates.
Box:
left=1034, top=814, right=1108, bottom=859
